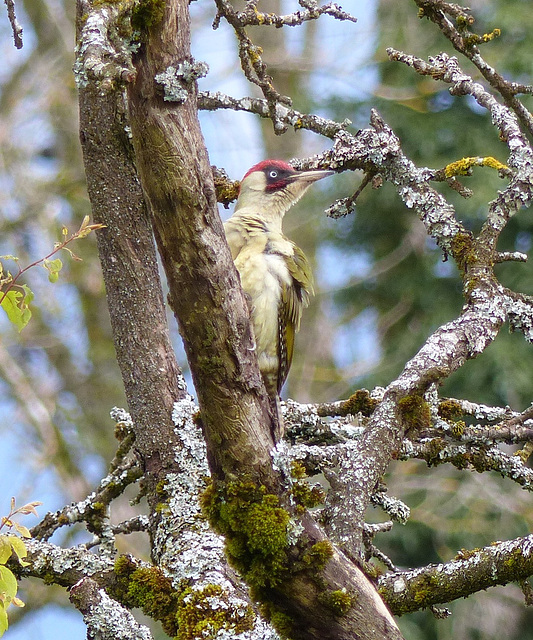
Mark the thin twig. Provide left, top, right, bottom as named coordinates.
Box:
left=4, top=0, right=23, bottom=49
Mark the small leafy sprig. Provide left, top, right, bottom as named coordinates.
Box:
left=0, top=216, right=105, bottom=331
left=0, top=498, right=42, bottom=637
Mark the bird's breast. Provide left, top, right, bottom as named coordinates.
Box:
left=234, top=246, right=290, bottom=361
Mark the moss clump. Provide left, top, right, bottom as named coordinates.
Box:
left=412, top=573, right=440, bottom=605
left=57, top=513, right=70, bottom=526
left=131, top=0, right=165, bottom=33
left=322, top=588, right=353, bottom=617
left=112, top=557, right=179, bottom=637
left=156, top=479, right=169, bottom=498
left=90, top=501, right=106, bottom=517
left=213, top=174, right=240, bottom=208
left=398, top=395, right=431, bottom=432
left=438, top=399, right=463, bottom=421
left=112, top=556, right=254, bottom=640
left=450, top=420, right=466, bottom=438
left=176, top=584, right=254, bottom=640
left=155, top=502, right=171, bottom=515
left=292, top=483, right=325, bottom=512
left=259, top=603, right=294, bottom=639
left=424, top=437, right=446, bottom=466
left=468, top=449, right=498, bottom=474
left=290, top=461, right=307, bottom=480
left=503, top=547, right=527, bottom=574
left=128, top=568, right=177, bottom=634
left=450, top=231, right=476, bottom=275
left=300, top=540, right=334, bottom=571
left=114, top=420, right=131, bottom=442
left=362, top=562, right=382, bottom=580
left=113, top=553, right=135, bottom=578
left=202, top=480, right=343, bottom=637
left=290, top=462, right=325, bottom=513
left=201, top=480, right=290, bottom=588
left=341, top=389, right=378, bottom=417
left=448, top=451, right=470, bottom=471
left=438, top=399, right=466, bottom=438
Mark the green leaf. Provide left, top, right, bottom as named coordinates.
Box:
left=0, top=539, right=11, bottom=565
left=43, top=258, right=63, bottom=283
left=12, top=524, right=30, bottom=539
left=21, top=284, right=34, bottom=305
left=7, top=537, right=28, bottom=567
left=0, top=566, right=17, bottom=600
left=0, top=291, right=31, bottom=332
left=0, top=605, right=8, bottom=636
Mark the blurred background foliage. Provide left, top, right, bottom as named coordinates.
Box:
left=1, top=0, right=532, bottom=638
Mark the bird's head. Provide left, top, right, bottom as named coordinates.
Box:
left=234, top=160, right=333, bottom=220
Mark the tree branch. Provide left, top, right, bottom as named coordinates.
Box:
left=413, top=0, right=533, bottom=136
left=70, top=578, right=154, bottom=640
left=3, top=0, right=23, bottom=48
left=230, top=0, right=357, bottom=28
left=379, top=535, right=533, bottom=615
left=126, top=2, right=405, bottom=637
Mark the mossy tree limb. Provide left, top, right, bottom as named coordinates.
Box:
left=379, top=535, right=533, bottom=615
left=126, top=1, right=403, bottom=638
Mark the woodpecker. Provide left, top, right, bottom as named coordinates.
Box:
left=224, top=160, right=333, bottom=436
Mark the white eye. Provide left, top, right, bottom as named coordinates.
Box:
left=269, top=170, right=278, bottom=178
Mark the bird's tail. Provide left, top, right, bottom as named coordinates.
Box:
left=262, top=371, right=284, bottom=442
left=268, top=393, right=284, bottom=443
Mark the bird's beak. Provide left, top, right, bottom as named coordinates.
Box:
left=291, top=169, right=334, bottom=184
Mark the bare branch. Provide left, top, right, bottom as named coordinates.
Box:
left=111, top=516, right=150, bottom=536
left=199, top=89, right=346, bottom=138
left=213, top=0, right=291, bottom=131
left=3, top=0, right=23, bottom=48
left=211, top=0, right=355, bottom=135
left=232, top=0, right=357, bottom=28
left=413, top=0, right=533, bottom=136
left=325, top=171, right=375, bottom=218
left=386, top=49, right=533, bottom=258
left=495, top=251, right=528, bottom=263
left=20, top=538, right=117, bottom=587
left=31, top=451, right=142, bottom=546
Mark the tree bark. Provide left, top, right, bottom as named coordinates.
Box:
left=127, top=0, right=276, bottom=482
left=126, top=1, right=404, bottom=638
left=77, top=81, right=185, bottom=474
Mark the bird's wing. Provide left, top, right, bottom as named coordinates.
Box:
left=282, top=243, right=313, bottom=327
left=277, top=243, right=314, bottom=392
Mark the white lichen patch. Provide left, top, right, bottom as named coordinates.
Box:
left=25, top=539, right=115, bottom=576
left=82, top=586, right=153, bottom=640
left=155, top=61, right=209, bottom=103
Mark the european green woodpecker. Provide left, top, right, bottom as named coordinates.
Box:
left=224, top=160, right=333, bottom=435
